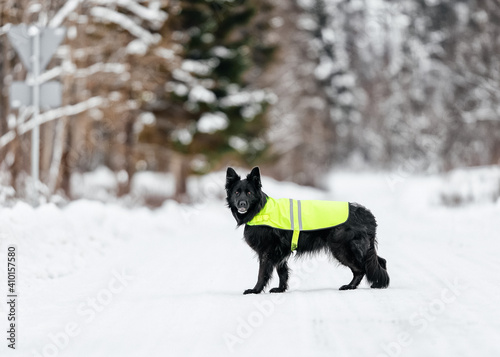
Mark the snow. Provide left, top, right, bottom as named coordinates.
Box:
left=182, top=59, right=219, bottom=76
left=315, top=58, right=335, bottom=81
left=220, top=90, right=270, bottom=107
left=211, top=46, right=234, bottom=59
left=154, top=47, right=175, bottom=60
left=27, top=3, right=43, bottom=14
left=126, top=39, right=148, bottom=55
left=188, top=85, right=217, bottom=104
left=172, top=68, right=195, bottom=84
left=332, top=73, right=356, bottom=88
left=197, top=112, right=229, bottom=134
left=90, top=7, right=161, bottom=45
left=165, top=81, right=189, bottom=97
left=70, top=167, right=176, bottom=204
left=49, top=0, right=81, bottom=28
left=0, top=185, right=15, bottom=203
left=71, top=166, right=118, bottom=201
left=228, top=136, right=248, bottom=153
left=269, top=16, right=284, bottom=29
left=130, top=171, right=175, bottom=201
left=438, top=166, right=500, bottom=206
left=171, top=128, right=193, bottom=145
left=138, top=111, right=156, bottom=126
left=72, top=63, right=128, bottom=78
left=93, top=0, right=168, bottom=26
left=297, top=15, right=318, bottom=31
left=1, top=170, right=500, bottom=356
left=241, top=104, right=262, bottom=120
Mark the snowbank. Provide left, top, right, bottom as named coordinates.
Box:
left=0, top=200, right=143, bottom=283
left=71, top=166, right=118, bottom=201
left=438, top=165, right=500, bottom=206
left=71, top=167, right=175, bottom=204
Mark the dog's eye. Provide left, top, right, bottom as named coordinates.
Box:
left=247, top=191, right=252, bottom=196
left=235, top=191, right=240, bottom=196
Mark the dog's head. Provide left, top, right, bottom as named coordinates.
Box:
left=225, top=167, right=266, bottom=225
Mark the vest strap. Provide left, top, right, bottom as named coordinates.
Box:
left=290, top=199, right=301, bottom=251
left=291, top=230, right=300, bottom=251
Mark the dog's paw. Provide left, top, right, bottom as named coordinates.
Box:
left=243, top=289, right=259, bottom=295
left=339, top=284, right=357, bottom=290
left=269, top=287, right=286, bottom=293
left=370, top=282, right=388, bottom=289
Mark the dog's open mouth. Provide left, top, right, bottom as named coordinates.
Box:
left=237, top=208, right=248, bottom=214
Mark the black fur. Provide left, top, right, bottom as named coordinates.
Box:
left=225, top=167, right=390, bottom=294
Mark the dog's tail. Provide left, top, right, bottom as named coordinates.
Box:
left=365, top=244, right=390, bottom=289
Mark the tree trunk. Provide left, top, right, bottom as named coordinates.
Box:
left=48, top=117, right=68, bottom=195
left=41, top=120, right=56, bottom=184
left=118, top=109, right=135, bottom=196
left=172, top=153, right=190, bottom=203
left=59, top=118, right=72, bottom=198
left=10, top=131, right=22, bottom=194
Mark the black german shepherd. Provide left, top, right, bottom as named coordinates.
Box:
left=226, top=167, right=389, bottom=294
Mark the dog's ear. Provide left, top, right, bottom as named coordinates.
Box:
left=247, top=167, right=261, bottom=189
left=226, top=167, right=240, bottom=191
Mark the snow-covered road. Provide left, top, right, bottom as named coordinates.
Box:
left=1, top=172, right=499, bottom=357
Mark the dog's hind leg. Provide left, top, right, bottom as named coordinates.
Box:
left=333, top=239, right=367, bottom=290
left=365, top=243, right=390, bottom=289
left=244, top=253, right=274, bottom=295
left=270, top=260, right=289, bottom=293
left=378, top=256, right=387, bottom=270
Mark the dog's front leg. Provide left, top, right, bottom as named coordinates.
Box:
left=244, top=253, right=273, bottom=294
left=269, top=260, right=289, bottom=293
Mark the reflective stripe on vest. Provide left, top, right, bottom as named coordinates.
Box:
left=247, top=197, right=349, bottom=251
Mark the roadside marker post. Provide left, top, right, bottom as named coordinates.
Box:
left=7, top=25, right=66, bottom=196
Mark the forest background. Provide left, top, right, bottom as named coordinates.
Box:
left=1, top=0, right=499, bottom=204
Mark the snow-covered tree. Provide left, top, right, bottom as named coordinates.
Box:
left=301, top=0, right=500, bottom=171
left=1, top=0, right=172, bottom=199
left=139, top=0, right=274, bottom=200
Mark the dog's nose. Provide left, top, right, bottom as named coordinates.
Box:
left=238, top=201, right=248, bottom=208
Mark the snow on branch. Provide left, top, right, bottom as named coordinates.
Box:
left=31, top=63, right=128, bottom=86
left=0, top=24, right=12, bottom=36
left=0, top=132, right=16, bottom=150
left=49, top=0, right=82, bottom=28
left=0, top=97, right=106, bottom=150
left=74, top=63, right=129, bottom=77
left=90, top=6, right=161, bottom=45
left=49, top=0, right=168, bottom=32
left=91, top=0, right=168, bottom=26
left=31, top=97, right=106, bottom=130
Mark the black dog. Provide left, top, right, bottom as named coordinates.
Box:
left=226, top=167, right=389, bottom=294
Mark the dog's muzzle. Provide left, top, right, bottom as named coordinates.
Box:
left=237, top=201, right=248, bottom=214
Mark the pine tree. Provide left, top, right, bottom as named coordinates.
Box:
left=139, top=0, right=274, bottom=201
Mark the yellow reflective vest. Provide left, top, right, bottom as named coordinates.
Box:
left=247, top=197, right=349, bottom=251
